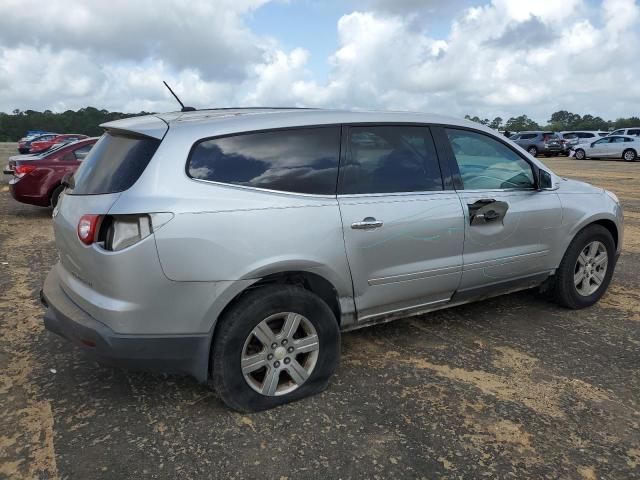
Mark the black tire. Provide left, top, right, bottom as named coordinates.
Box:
left=527, top=146, right=538, bottom=156
left=50, top=184, right=65, bottom=208
left=554, top=225, right=616, bottom=309
left=574, top=149, right=586, bottom=160
left=623, top=149, right=637, bottom=162
left=211, top=285, right=340, bottom=412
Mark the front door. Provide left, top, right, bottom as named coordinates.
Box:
left=338, top=125, right=465, bottom=322
left=439, top=127, right=562, bottom=293
left=590, top=138, right=611, bottom=157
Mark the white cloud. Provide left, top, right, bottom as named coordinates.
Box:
left=0, top=0, right=639, bottom=122
left=248, top=0, right=640, bottom=121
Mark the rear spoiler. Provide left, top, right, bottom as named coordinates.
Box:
left=100, top=115, right=168, bottom=140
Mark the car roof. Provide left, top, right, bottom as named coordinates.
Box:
left=101, top=108, right=489, bottom=140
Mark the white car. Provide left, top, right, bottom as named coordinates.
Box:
left=573, top=135, right=639, bottom=161
left=561, top=131, right=609, bottom=145
left=608, top=127, right=640, bottom=137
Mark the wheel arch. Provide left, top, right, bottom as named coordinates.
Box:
left=203, top=270, right=350, bottom=382
left=563, top=215, right=621, bottom=259
left=48, top=181, right=63, bottom=206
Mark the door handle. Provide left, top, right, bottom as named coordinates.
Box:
left=351, top=217, right=383, bottom=230
left=468, top=199, right=509, bottom=225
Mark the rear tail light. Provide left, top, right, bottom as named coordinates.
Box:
left=76, top=213, right=173, bottom=250
left=14, top=165, right=37, bottom=177
left=77, top=215, right=102, bottom=245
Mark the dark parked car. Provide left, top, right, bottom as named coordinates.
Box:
left=510, top=131, right=562, bottom=157
left=7, top=138, right=97, bottom=207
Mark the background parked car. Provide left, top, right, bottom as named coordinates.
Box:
left=556, top=132, right=579, bottom=155
left=7, top=138, right=97, bottom=207
left=573, top=135, right=638, bottom=161
left=17, top=130, right=56, bottom=144
left=29, top=134, right=88, bottom=154
left=510, top=131, right=562, bottom=156
left=18, top=133, right=59, bottom=153
left=608, top=127, right=640, bottom=137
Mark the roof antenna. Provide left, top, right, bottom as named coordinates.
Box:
left=163, top=81, right=196, bottom=112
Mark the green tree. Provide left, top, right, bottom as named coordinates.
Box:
left=505, top=115, right=539, bottom=132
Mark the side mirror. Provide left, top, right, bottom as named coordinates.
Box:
left=590, top=142, right=596, bottom=148
left=537, top=169, right=553, bottom=190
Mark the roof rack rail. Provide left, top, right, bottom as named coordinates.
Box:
left=186, top=107, right=321, bottom=112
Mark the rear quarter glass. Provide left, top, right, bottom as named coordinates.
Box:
left=69, top=132, right=160, bottom=195
left=187, top=127, right=341, bottom=195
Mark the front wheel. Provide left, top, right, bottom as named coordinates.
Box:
left=574, top=149, right=586, bottom=160
left=554, top=225, right=616, bottom=309
left=211, top=285, right=340, bottom=412
left=623, top=149, right=637, bottom=162
left=527, top=146, right=538, bottom=156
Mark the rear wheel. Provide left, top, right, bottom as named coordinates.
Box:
left=211, top=285, right=340, bottom=412
left=527, top=146, right=538, bottom=156
left=554, top=225, right=615, bottom=309
left=50, top=185, right=65, bottom=208
left=574, top=149, right=586, bottom=160
left=623, top=149, right=637, bottom=162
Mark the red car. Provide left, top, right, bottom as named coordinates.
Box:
left=6, top=138, right=97, bottom=208
left=18, top=133, right=58, bottom=154
left=29, top=133, right=89, bottom=154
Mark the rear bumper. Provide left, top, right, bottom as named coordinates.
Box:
left=41, top=268, right=211, bottom=382
left=8, top=178, right=51, bottom=207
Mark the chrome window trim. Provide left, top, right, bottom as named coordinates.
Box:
left=188, top=177, right=338, bottom=200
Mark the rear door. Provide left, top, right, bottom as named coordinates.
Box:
left=437, top=127, right=562, bottom=293
left=606, top=136, right=627, bottom=157
left=338, top=125, right=464, bottom=322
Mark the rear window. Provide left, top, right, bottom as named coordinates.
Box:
left=187, top=127, right=341, bottom=195
left=70, top=132, right=160, bottom=195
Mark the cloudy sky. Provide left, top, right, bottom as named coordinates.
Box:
left=0, top=0, right=638, bottom=122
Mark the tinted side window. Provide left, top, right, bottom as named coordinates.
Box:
left=520, top=133, right=537, bottom=139
left=188, top=127, right=340, bottom=195
left=628, top=129, right=640, bottom=136
left=339, top=126, right=443, bottom=195
left=71, top=133, right=160, bottom=195
left=612, top=130, right=624, bottom=135
left=446, top=129, right=534, bottom=190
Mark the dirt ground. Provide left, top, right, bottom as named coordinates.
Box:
left=1, top=142, right=639, bottom=479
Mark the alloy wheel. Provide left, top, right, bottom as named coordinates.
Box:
left=574, top=241, right=608, bottom=296
left=241, top=312, right=319, bottom=396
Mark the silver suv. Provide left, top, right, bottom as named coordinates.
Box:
left=42, top=109, right=623, bottom=411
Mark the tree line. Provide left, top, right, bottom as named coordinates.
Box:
left=0, top=107, right=150, bottom=141
left=465, top=110, right=640, bottom=133
left=1, top=107, right=639, bottom=141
